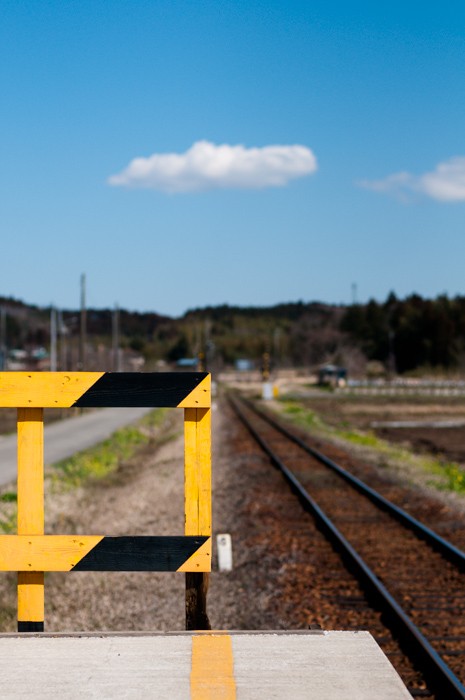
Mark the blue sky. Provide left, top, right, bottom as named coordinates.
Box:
left=1, top=1, right=464, bottom=316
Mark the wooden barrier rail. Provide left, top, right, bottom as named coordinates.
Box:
left=0, top=372, right=211, bottom=632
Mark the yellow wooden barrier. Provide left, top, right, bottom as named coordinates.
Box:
left=0, top=372, right=211, bottom=632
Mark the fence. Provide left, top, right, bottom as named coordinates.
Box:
left=338, top=378, right=465, bottom=397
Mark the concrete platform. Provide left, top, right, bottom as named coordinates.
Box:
left=0, top=630, right=410, bottom=699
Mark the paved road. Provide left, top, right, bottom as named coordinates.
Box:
left=0, top=407, right=153, bottom=487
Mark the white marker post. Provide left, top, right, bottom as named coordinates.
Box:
left=216, top=534, right=233, bottom=571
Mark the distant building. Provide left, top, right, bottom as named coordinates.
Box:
left=235, top=359, right=254, bottom=372
left=176, top=358, right=198, bottom=369
left=7, top=348, right=49, bottom=371
left=318, top=364, right=347, bottom=387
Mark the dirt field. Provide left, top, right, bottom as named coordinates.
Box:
left=299, top=393, right=465, bottom=464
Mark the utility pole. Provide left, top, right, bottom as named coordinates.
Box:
left=58, top=311, right=67, bottom=371
left=50, top=308, right=57, bottom=371
left=273, top=327, right=282, bottom=369
left=112, top=303, right=120, bottom=371
left=0, top=307, right=6, bottom=370
left=79, top=274, right=87, bottom=370
left=204, top=318, right=213, bottom=372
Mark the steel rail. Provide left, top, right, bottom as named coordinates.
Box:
left=241, top=396, right=465, bottom=572
left=230, top=395, right=465, bottom=700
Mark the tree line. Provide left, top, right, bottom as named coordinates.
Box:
left=1, top=293, right=464, bottom=374
left=340, top=293, right=465, bottom=374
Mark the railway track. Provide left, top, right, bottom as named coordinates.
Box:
left=229, top=394, right=465, bottom=700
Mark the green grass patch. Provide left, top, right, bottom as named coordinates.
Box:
left=140, top=407, right=169, bottom=429
left=52, top=425, right=149, bottom=489
left=337, top=430, right=382, bottom=448
left=282, top=401, right=322, bottom=429
left=0, top=512, right=16, bottom=534
left=0, top=492, right=17, bottom=532
left=278, top=397, right=465, bottom=496
left=51, top=409, right=168, bottom=490
left=282, top=400, right=382, bottom=448
left=0, top=493, right=17, bottom=532
left=0, top=492, right=17, bottom=503
left=434, top=463, right=465, bottom=493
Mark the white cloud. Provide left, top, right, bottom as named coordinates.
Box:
left=108, top=140, right=317, bottom=193
left=359, top=157, right=465, bottom=202
left=419, top=158, right=465, bottom=201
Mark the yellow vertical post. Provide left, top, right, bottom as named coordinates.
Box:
left=17, top=407, right=44, bottom=632
left=184, top=406, right=211, bottom=630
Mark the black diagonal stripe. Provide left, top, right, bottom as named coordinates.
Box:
left=18, top=621, right=44, bottom=632
left=71, top=536, right=209, bottom=571
left=73, top=372, right=208, bottom=407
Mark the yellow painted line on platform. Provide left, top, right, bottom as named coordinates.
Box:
left=191, top=634, right=236, bottom=699
left=0, top=372, right=104, bottom=407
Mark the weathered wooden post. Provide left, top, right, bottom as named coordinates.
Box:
left=17, top=407, right=44, bottom=631
left=184, top=405, right=211, bottom=630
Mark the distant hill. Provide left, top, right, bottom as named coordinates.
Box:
left=1, top=292, right=465, bottom=375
